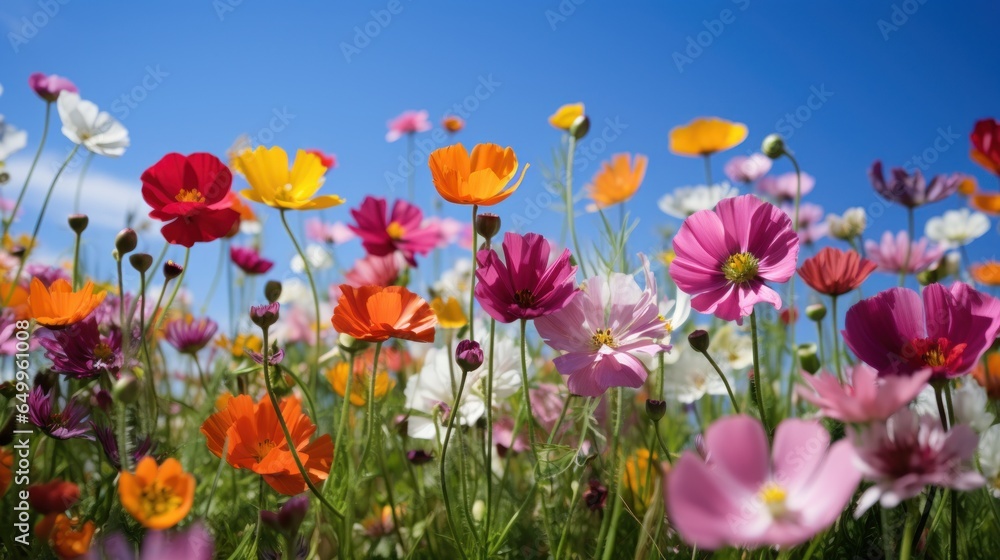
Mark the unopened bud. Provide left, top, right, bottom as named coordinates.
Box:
left=475, top=213, right=501, bottom=242
left=264, top=280, right=282, bottom=303
left=114, top=228, right=137, bottom=256
left=761, top=134, right=786, bottom=159
left=68, top=214, right=89, bottom=234
left=129, top=253, right=153, bottom=274
left=798, top=344, right=821, bottom=374
left=645, top=399, right=666, bottom=422
left=570, top=115, right=590, bottom=140
left=688, top=329, right=710, bottom=353
left=163, top=260, right=183, bottom=280
left=805, top=303, right=827, bottom=322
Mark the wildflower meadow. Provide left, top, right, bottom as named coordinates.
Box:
left=2, top=3, right=1000, bottom=559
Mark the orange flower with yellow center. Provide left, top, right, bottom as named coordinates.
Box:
left=428, top=143, right=528, bottom=206
left=332, top=285, right=437, bottom=343
left=27, top=278, right=106, bottom=329
left=973, top=352, right=1000, bottom=400
left=549, top=102, right=585, bottom=131
left=972, top=261, right=1000, bottom=287
left=585, top=153, right=648, bottom=210
left=326, top=360, right=395, bottom=406
left=669, top=117, right=748, bottom=157
left=118, top=456, right=195, bottom=530
left=201, top=394, right=333, bottom=496
left=36, top=514, right=95, bottom=559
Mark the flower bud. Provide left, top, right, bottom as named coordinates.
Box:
left=455, top=339, right=484, bottom=372
left=113, top=374, right=140, bottom=404
left=827, top=208, right=867, bottom=241
left=261, top=494, right=309, bottom=536
left=407, top=449, right=434, bottom=465
left=338, top=333, right=369, bottom=354
left=264, top=280, right=282, bottom=303
left=472, top=500, right=486, bottom=522
left=0, top=171, right=9, bottom=185
left=805, top=303, right=827, bottom=322
left=570, top=115, right=590, bottom=140
left=761, top=134, right=786, bottom=159
left=917, top=268, right=939, bottom=286
left=797, top=343, right=821, bottom=374
left=645, top=399, right=666, bottom=422
left=583, top=479, right=608, bottom=512
left=475, top=213, right=501, bottom=242
left=67, top=214, right=89, bottom=234
left=129, top=253, right=153, bottom=274
left=250, top=302, right=280, bottom=329
left=114, top=228, right=137, bottom=256
left=688, top=329, right=710, bottom=353
left=163, top=260, right=183, bottom=280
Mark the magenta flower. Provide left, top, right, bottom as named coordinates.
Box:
left=26, top=263, right=71, bottom=287
left=28, top=387, right=92, bottom=440
left=474, top=232, right=577, bottom=324
left=230, top=245, right=274, bottom=275
left=868, top=160, right=962, bottom=208
left=797, top=364, right=931, bottom=423
left=385, top=110, right=431, bottom=142
left=28, top=72, right=78, bottom=102
left=781, top=202, right=827, bottom=245
left=37, top=317, right=124, bottom=379
left=669, top=194, right=799, bottom=324
left=843, top=282, right=1000, bottom=380
left=349, top=196, right=439, bottom=267
left=95, top=523, right=213, bottom=560
left=92, top=422, right=156, bottom=470
left=535, top=256, right=668, bottom=396
left=864, top=230, right=944, bottom=274
left=724, top=153, right=772, bottom=184
left=342, top=253, right=404, bottom=289
left=667, top=415, right=860, bottom=549
left=852, top=409, right=984, bottom=514
left=304, top=218, right=355, bottom=244
left=164, top=315, right=218, bottom=354
left=756, top=172, right=814, bottom=201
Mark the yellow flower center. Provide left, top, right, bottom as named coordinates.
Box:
left=139, top=482, right=183, bottom=519
left=386, top=221, right=406, bottom=240
left=923, top=347, right=946, bottom=367
left=591, top=328, right=618, bottom=349
left=722, top=252, right=759, bottom=284
left=93, top=342, right=113, bottom=362
left=254, top=439, right=277, bottom=461
left=758, top=482, right=788, bottom=518
left=658, top=316, right=674, bottom=333
left=175, top=189, right=206, bottom=203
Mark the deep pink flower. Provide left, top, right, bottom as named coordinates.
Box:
left=386, top=110, right=431, bottom=142
left=852, top=409, right=984, bottom=514
left=349, top=196, right=439, bottom=267
left=535, top=256, right=668, bottom=396
left=669, top=194, right=799, bottom=324
left=797, top=364, right=931, bottom=423
left=229, top=245, right=274, bottom=275
left=724, top=154, right=772, bottom=184
left=756, top=172, right=815, bottom=201
left=474, top=232, right=577, bottom=324
left=864, top=231, right=944, bottom=274
left=666, top=415, right=860, bottom=549
left=28, top=72, right=78, bottom=102
left=843, top=282, right=1000, bottom=380
left=164, top=316, right=218, bottom=354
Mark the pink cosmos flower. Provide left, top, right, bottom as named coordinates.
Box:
left=229, top=245, right=274, bottom=275
left=28, top=72, right=78, bottom=102
left=474, top=232, right=577, bottom=324
left=425, top=216, right=472, bottom=249
left=852, top=409, right=984, bottom=514
left=349, top=196, right=439, bottom=267
left=724, top=153, right=772, bottom=184
left=756, top=172, right=815, bottom=201
left=535, top=255, right=668, bottom=396
left=386, top=110, right=431, bottom=142
left=781, top=202, right=827, bottom=245
left=797, top=364, right=931, bottom=423
left=304, top=218, right=355, bottom=245
left=864, top=230, right=944, bottom=274
left=669, top=194, right=799, bottom=324
left=164, top=316, right=218, bottom=355
left=843, top=282, right=1000, bottom=380
left=666, top=415, right=860, bottom=549
left=343, top=253, right=404, bottom=288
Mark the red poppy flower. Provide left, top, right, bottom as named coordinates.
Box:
left=971, top=118, right=1000, bottom=176
left=798, top=247, right=876, bottom=297
left=141, top=153, right=239, bottom=248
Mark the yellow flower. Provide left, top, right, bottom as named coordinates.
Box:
left=326, top=361, right=395, bottom=406
left=118, top=456, right=195, bottom=530
left=549, top=103, right=585, bottom=131
left=235, top=146, right=345, bottom=211
left=431, top=296, right=467, bottom=329
left=623, top=449, right=660, bottom=511
left=669, top=117, right=748, bottom=157
left=585, top=153, right=647, bottom=210
left=428, top=143, right=528, bottom=206
left=215, top=332, right=263, bottom=359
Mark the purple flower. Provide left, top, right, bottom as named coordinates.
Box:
left=93, top=523, right=214, bottom=560
left=26, top=263, right=71, bottom=287
left=474, top=232, right=578, bottom=323
left=261, top=494, right=309, bottom=535
left=230, top=245, right=274, bottom=275
left=583, top=479, right=608, bottom=511
left=28, top=386, right=91, bottom=440
left=248, top=346, right=284, bottom=366
left=164, top=315, right=217, bottom=354
left=28, top=72, right=78, bottom=102
left=535, top=255, right=669, bottom=397
left=852, top=409, right=984, bottom=514
left=868, top=160, right=962, bottom=208
left=455, top=339, right=484, bottom=371
left=724, top=153, right=772, bottom=184
left=92, top=422, right=156, bottom=470
left=250, top=302, right=280, bottom=329
left=38, top=318, right=123, bottom=379
left=757, top=171, right=815, bottom=201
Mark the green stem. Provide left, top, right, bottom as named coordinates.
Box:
left=330, top=350, right=356, bottom=490
left=702, top=154, right=713, bottom=186
left=565, top=135, right=587, bottom=277
left=596, top=388, right=625, bottom=558
left=2, top=101, right=51, bottom=240
left=518, top=319, right=538, bottom=449
left=698, top=350, right=739, bottom=413
left=115, top=400, right=130, bottom=472
left=750, top=309, right=771, bottom=439
left=832, top=295, right=843, bottom=382
left=153, top=248, right=191, bottom=334
left=279, top=209, right=322, bottom=399
left=440, top=360, right=472, bottom=560
left=483, top=319, right=496, bottom=550
left=469, top=204, right=478, bottom=343
left=72, top=151, right=94, bottom=214
left=71, top=231, right=83, bottom=291
left=200, top=239, right=227, bottom=315
left=901, top=502, right=917, bottom=560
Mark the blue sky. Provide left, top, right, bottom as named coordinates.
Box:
left=2, top=0, right=999, bottom=322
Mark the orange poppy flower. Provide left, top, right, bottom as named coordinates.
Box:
left=669, top=117, right=748, bottom=157
left=326, top=360, right=395, bottom=406
left=585, top=153, right=648, bottom=210
left=332, top=285, right=437, bottom=343
left=0, top=281, right=29, bottom=320
left=442, top=115, right=464, bottom=133
left=0, top=448, right=12, bottom=498
left=27, top=278, right=106, bottom=329
left=118, top=456, right=195, bottom=530
left=428, top=143, right=528, bottom=206
left=201, top=394, right=333, bottom=496
left=973, top=352, right=1000, bottom=400
left=36, top=514, right=94, bottom=559
left=970, top=191, right=1000, bottom=215
left=972, top=261, right=1000, bottom=287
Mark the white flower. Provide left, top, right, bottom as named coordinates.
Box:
left=433, top=258, right=473, bottom=301
left=913, top=381, right=994, bottom=433
left=711, top=324, right=753, bottom=370
left=978, top=424, right=1000, bottom=497
left=663, top=346, right=731, bottom=404
left=657, top=183, right=738, bottom=219
left=466, top=324, right=522, bottom=405
left=658, top=288, right=691, bottom=345
left=0, top=116, right=28, bottom=161
left=57, top=92, right=129, bottom=157
left=827, top=207, right=867, bottom=241
left=290, top=244, right=333, bottom=273
left=239, top=219, right=262, bottom=236
left=276, top=278, right=311, bottom=306
left=924, top=208, right=990, bottom=249
left=405, top=346, right=487, bottom=440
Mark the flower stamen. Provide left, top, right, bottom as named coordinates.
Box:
left=722, top=252, right=759, bottom=284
